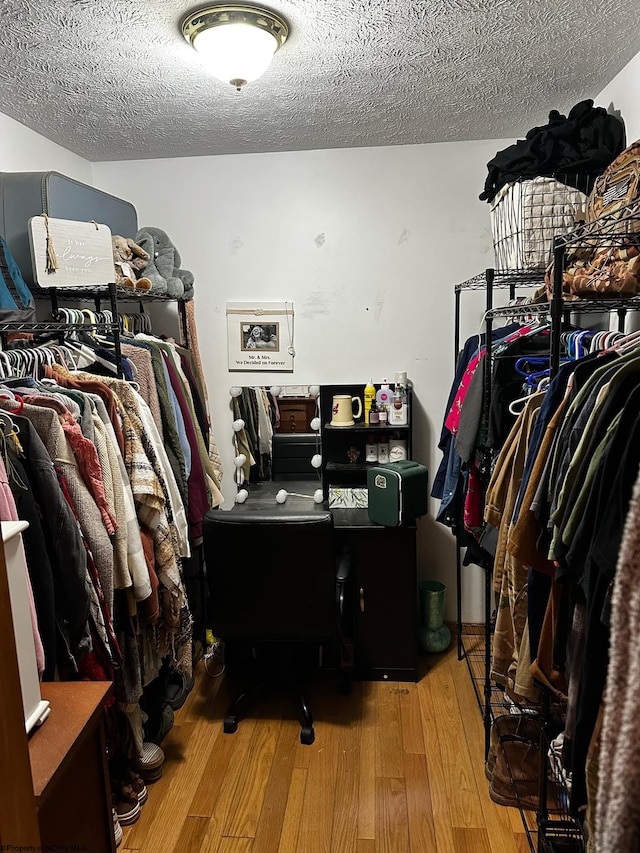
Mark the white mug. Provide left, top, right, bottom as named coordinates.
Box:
left=330, top=394, right=362, bottom=426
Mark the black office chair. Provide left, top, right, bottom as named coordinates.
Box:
left=202, top=508, right=351, bottom=744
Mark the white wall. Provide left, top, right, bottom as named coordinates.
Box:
left=597, top=49, right=640, bottom=143
left=0, top=112, right=91, bottom=181
left=94, top=140, right=509, bottom=621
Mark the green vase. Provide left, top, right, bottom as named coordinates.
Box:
left=419, top=580, right=451, bottom=653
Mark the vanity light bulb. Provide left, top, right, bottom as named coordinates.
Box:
left=234, top=454, right=247, bottom=467
left=310, top=417, right=321, bottom=431
left=235, top=489, right=248, bottom=504
left=313, top=489, right=324, bottom=504
left=309, top=384, right=320, bottom=397
left=232, top=418, right=245, bottom=432
left=311, top=454, right=322, bottom=469
left=276, top=489, right=288, bottom=504
left=229, top=386, right=243, bottom=397
left=270, top=385, right=281, bottom=397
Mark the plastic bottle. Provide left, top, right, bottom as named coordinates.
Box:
left=369, top=399, right=379, bottom=425
left=364, top=379, right=376, bottom=425
left=376, top=379, right=392, bottom=412
left=378, top=433, right=389, bottom=464
left=365, top=434, right=378, bottom=463
left=389, top=382, right=408, bottom=425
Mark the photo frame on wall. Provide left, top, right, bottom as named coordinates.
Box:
left=227, top=302, right=294, bottom=371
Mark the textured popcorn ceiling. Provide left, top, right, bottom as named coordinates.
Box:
left=0, top=0, right=638, bottom=162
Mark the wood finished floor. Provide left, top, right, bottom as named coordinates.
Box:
left=121, top=645, right=534, bottom=853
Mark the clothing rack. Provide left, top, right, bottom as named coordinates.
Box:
left=453, top=226, right=640, bottom=849
left=454, top=269, right=544, bottom=761
left=2, top=283, right=192, bottom=380
left=0, top=281, right=209, bottom=648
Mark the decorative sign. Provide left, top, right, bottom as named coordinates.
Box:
left=28, top=215, right=114, bottom=288
left=227, top=301, right=294, bottom=372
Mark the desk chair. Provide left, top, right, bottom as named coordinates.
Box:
left=202, top=508, right=350, bottom=745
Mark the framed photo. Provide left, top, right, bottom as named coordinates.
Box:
left=227, top=302, right=294, bottom=371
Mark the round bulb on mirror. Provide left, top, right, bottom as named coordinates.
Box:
left=311, top=454, right=322, bottom=469
left=235, top=489, right=248, bottom=504
left=313, top=489, right=324, bottom=504
left=270, top=385, right=281, bottom=397
left=230, top=386, right=242, bottom=397
left=232, top=418, right=245, bottom=432
left=276, top=489, right=288, bottom=504
left=309, top=385, right=320, bottom=397
left=310, top=417, right=321, bottom=431
left=234, top=454, right=247, bottom=467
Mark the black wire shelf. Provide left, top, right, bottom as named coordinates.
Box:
left=0, top=321, right=119, bottom=334
left=555, top=203, right=640, bottom=250
left=31, top=284, right=192, bottom=303
left=455, top=270, right=546, bottom=292
left=484, top=295, right=640, bottom=320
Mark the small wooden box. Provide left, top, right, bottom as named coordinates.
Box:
left=276, top=396, right=317, bottom=433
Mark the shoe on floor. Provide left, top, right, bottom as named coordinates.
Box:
left=162, top=668, right=196, bottom=711
left=128, top=769, right=149, bottom=805
left=113, top=789, right=141, bottom=827
left=136, top=741, right=165, bottom=783
left=144, top=701, right=175, bottom=746
left=112, top=807, right=123, bottom=848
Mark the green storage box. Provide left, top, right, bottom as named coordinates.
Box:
left=367, top=461, right=428, bottom=526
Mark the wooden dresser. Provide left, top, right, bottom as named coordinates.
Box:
left=275, top=396, right=317, bottom=433
left=29, top=681, right=115, bottom=852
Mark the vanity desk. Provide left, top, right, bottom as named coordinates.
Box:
left=229, top=480, right=418, bottom=681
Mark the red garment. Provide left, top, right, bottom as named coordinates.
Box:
left=61, top=413, right=118, bottom=536
left=463, top=461, right=486, bottom=539
left=12, top=390, right=118, bottom=537
left=444, top=326, right=534, bottom=435
left=445, top=351, right=483, bottom=435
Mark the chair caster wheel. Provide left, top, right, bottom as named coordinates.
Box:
left=300, top=725, right=315, bottom=745
left=224, top=716, right=238, bottom=734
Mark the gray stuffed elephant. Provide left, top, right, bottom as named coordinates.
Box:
left=135, top=227, right=194, bottom=300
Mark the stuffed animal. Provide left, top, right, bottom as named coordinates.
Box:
left=135, top=227, right=194, bottom=299
left=112, top=235, right=152, bottom=290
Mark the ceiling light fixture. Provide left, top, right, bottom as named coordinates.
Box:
left=182, top=4, right=289, bottom=92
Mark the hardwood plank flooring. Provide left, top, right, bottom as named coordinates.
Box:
left=120, top=644, right=536, bottom=852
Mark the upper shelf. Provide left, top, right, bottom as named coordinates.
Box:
left=455, top=270, right=545, bottom=292
left=31, top=284, right=192, bottom=303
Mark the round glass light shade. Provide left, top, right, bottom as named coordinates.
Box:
left=193, top=22, right=278, bottom=89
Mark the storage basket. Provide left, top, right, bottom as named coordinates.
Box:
left=490, top=176, right=587, bottom=271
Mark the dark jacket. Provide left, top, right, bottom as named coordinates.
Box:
left=13, top=415, right=91, bottom=674
left=480, top=99, right=625, bottom=203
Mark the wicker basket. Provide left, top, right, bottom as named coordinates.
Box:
left=490, top=176, right=587, bottom=272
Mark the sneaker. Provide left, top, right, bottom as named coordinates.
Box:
left=128, top=769, right=149, bottom=805
left=112, top=808, right=123, bottom=848
left=113, top=790, right=141, bottom=827
left=136, top=741, right=165, bottom=783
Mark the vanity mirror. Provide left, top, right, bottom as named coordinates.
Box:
left=228, top=385, right=321, bottom=489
